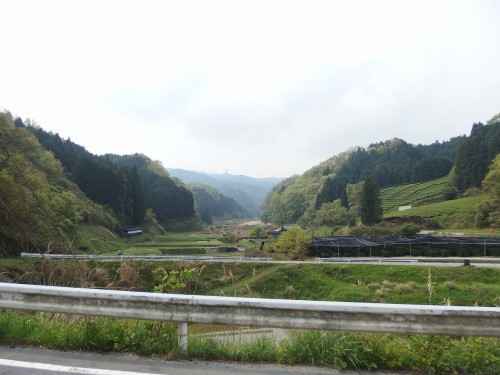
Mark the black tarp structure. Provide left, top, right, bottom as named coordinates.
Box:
left=311, top=235, right=500, bottom=257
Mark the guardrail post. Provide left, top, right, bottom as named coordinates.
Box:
left=178, top=322, right=188, bottom=354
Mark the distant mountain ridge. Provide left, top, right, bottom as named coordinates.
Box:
left=166, top=168, right=283, bottom=218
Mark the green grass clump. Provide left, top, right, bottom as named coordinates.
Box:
left=188, top=330, right=500, bottom=374
left=2, top=310, right=497, bottom=374
left=0, top=312, right=178, bottom=355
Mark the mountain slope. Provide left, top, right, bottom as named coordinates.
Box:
left=22, top=118, right=200, bottom=230
left=261, top=120, right=498, bottom=226
left=188, top=183, right=249, bottom=223
left=167, top=168, right=282, bottom=218
left=107, top=154, right=201, bottom=230
left=0, top=112, right=118, bottom=255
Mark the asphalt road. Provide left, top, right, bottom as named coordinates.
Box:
left=0, top=346, right=417, bottom=375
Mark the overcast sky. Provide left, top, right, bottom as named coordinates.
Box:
left=1, top=0, right=499, bottom=178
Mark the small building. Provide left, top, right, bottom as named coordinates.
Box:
left=398, top=205, right=412, bottom=211
left=266, top=225, right=297, bottom=238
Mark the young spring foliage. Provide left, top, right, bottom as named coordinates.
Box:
left=152, top=267, right=195, bottom=293
left=270, top=227, right=312, bottom=259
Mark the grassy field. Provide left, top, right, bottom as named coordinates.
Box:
left=2, top=258, right=498, bottom=306
left=189, top=262, right=500, bottom=306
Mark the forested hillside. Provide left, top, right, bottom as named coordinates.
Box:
left=24, top=122, right=144, bottom=227
left=315, top=137, right=463, bottom=208
left=0, top=110, right=207, bottom=254
left=261, top=118, right=499, bottom=227
left=187, top=183, right=249, bottom=224
left=0, top=112, right=118, bottom=256
left=106, top=154, right=200, bottom=230
left=21, top=123, right=199, bottom=230
left=453, top=121, right=500, bottom=191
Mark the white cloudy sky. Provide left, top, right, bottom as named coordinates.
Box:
left=1, top=0, right=499, bottom=178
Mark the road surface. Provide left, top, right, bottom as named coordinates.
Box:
left=0, top=346, right=417, bottom=375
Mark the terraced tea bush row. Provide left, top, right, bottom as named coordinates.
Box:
left=381, top=176, right=452, bottom=212
left=384, top=195, right=488, bottom=219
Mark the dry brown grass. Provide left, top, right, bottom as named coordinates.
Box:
left=118, top=261, right=139, bottom=290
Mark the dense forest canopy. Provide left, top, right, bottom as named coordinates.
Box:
left=23, top=122, right=145, bottom=226
left=107, top=154, right=198, bottom=229
left=187, top=183, right=249, bottom=224
left=19, top=121, right=199, bottom=229
left=453, top=122, right=500, bottom=192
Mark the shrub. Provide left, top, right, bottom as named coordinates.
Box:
left=399, top=224, right=420, bottom=236
left=221, top=231, right=238, bottom=244
left=249, top=226, right=266, bottom=238
left=424, top=219, right=441, bottom=229
left=442, top=186, right=459, bottom=200
left=271, top=227, right=311, bottom=260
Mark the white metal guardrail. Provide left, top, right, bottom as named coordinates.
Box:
left=1, top=283, right=499, bottom=353
left=20, top=253, right=273, bottom=262
left=316, top=257, right=500, bottom=265
left=21, top=253, right=500, bottom=265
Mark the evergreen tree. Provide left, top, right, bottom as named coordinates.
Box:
left=360, top=176, right=382, bottom=225
left=108, top=154, right=198, bottom=226
left=128, top=166, right=144, bottom=225
left=476, top=154, right=500, bottom=227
